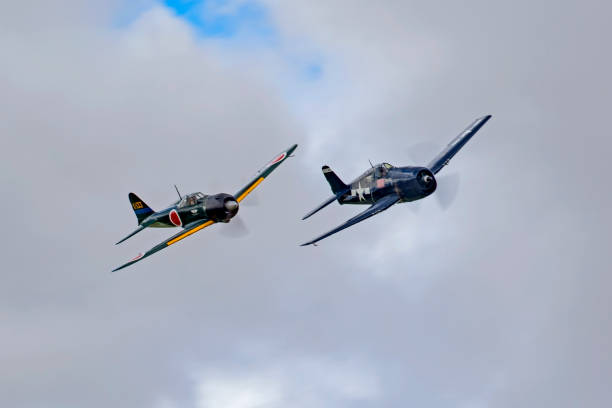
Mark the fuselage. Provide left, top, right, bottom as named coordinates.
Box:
left=340, top=164, right=436, bottom=205
left=143, top=192, right=239, bottom=228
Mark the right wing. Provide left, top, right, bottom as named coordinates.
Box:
left=112, top=219, right=215, bottom=272
left=301, top=193, right=400, bottom=246
left=428, top=115, right=492, bottom=174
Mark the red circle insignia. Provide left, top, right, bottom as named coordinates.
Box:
left=169, top=209, right=182, bottom=227
left=131, top=253, right=144, bottom=261
left=267, top=152, right=287, bottom=167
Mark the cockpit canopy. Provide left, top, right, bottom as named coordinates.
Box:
left=177, top=192, right=205, bottom=208
left=357, top=163, right=394, bottom=180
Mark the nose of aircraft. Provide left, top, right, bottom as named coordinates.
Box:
left=415, top=169, right=437, bottom=193
left=224, top=199, right=239, bottom=212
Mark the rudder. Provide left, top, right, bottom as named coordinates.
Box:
left=129, top=192, right=154, bottom=224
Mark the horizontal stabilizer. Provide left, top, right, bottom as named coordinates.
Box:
left=302, top=189, right=348, bottom=220
left=115, top=225, right=146, bottom=245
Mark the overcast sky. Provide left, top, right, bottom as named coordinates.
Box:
left=1, top=1, right=611, bottom=407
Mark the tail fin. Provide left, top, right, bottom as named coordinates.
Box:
left=322, top=166, right=348, bottom=194
left=129, top=192, right=154, bottom=224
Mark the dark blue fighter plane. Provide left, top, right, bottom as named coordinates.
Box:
left=301, top=115, right=492, bottom=246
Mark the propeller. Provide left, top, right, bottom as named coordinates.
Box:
left=434, top=172, right=460, bottom=210
left=211, top=177, right=261, bottom=206
left=407, top=141, right=439, bottom=165
left=407, top=142, right=460, bottom=210
left=220, top=215, right=250, bottom=238
left=224, top=199, right=238, bottom=212
left=239, top=176, right=261, bottom=207
left=241, top=190, right=260, bottom=206
left=409, top=201, right=422, bottom=213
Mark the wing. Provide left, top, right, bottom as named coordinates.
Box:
left=112, top=219, right=215, bottom=272
left=301, top=194, right=400, bottom=246
left=427, top=115, right=492, bottom=174
left=234, top=144, right=298, bottom=203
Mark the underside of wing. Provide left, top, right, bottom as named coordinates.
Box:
left=428, top=115, right=492, bottom=174
left=112, top=219, right=215, bottom=272
left=234, top=144, right=298, bottom=203
left=301, top=194, right=400, bottom=246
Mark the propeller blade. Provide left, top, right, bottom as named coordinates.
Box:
left=206, top=178, right=261, bottom=206
left=407, top=141, right=439, bottom=165
left=409, top=200, right=422, bottom=213
left=220, top=216, right=250, bottom=238
left=241, top=190, right=260, bottom=206
left=435, top=172, right=460, bottom=210
left=239, top=176, right=261, bottom=206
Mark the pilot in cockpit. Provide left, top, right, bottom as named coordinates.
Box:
left=374, top=164, right=388, bottom=179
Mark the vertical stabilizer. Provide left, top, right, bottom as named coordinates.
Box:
left=322, top=166, right=348, bottom=194
left=129, top=192, right=154, bottom=224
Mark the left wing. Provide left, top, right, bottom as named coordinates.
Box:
left=234, top=144, right=298, bottom=203
left=112, top=219, right=215, bottom=272
left=301, top=194, right=400, bottom=246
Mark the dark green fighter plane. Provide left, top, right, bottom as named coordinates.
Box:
left=113, top=144, right=298, bottom=272
left=301, top=115, right=492, bottom=246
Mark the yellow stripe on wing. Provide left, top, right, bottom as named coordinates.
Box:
left=236, top=177, right=264, bottom=202
left=166, top=220, right=215, bottom=246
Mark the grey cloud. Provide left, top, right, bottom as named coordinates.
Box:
left=2, top=1, right=612, bottom=408
left=264, top=1, right=612, bottom=406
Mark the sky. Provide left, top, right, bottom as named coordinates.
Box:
left=1, top=0, right=611, bottom=407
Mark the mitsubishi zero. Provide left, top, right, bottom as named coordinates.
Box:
left=113, top=144, right=298, bottom=271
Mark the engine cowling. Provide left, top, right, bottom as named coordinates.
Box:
left=204, top=193, right=239, bottom=222
left=416, top=168, right=437, bottom=193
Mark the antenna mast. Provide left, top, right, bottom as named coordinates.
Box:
left=174, top=185, right=182, bottom=199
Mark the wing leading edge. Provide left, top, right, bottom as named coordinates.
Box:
left=301, top=193, right=400, bottom=246
left=428, top=115, right=492, bottom=174
left=112, top=219, right=215, bottom=272
left=234, top=144, right=298, bottom=203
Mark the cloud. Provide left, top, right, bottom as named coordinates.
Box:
left=192, top=358, right=379, bottom=408
left=196, top=376, right=282, bottom=408
left=1, top=1, right=612, bottom=408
